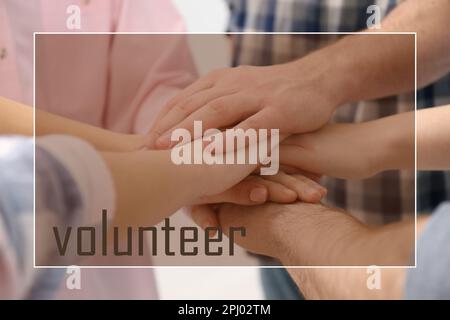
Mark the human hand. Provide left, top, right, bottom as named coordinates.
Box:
left=196, top=171, right=327, bottom=206
left=278, top=120, right=406, bottom=180
left=190, top=172, right=327, bottom=231
left=146, top=59, right=341, bottom=149
left=209, top=201, right=367, bottom=266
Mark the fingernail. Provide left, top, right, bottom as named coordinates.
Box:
left=156, top=134, right=171, bottom=149
left=250, top=187, right=268, bottom=203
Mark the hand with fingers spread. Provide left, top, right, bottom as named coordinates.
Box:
left=146, top=60, right=341, bottom=149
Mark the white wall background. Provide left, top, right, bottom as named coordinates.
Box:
left=173, top=0, right=230, bottom=32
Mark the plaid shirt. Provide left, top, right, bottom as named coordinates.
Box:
left=227, top=0, right=450, bottom=223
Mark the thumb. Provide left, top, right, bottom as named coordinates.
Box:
left=189, top=205, right=219, bottom=233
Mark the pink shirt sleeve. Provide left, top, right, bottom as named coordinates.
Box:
left=35, top=0, right=198, bottom=135
left=105, top=33, right=198, bottom=134
left=106, top=0, right=198, bottom=134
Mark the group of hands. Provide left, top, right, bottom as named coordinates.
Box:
left=137, top=64, right=398, bottom=263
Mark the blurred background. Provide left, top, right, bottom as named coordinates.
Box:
left=173, top=0, right=229, bottom=32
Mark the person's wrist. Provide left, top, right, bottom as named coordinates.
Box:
left=313, top=211, right=371, bottom=266
left=351, top=121, right=388, bottom=177
left=366, top=114, right=414, bottom=175
left=263, top=203, right=329, bottom=264
left=273, top=204, right=370, bottom=266
left=253, top=204, right=299, bottom=259
left=288, top=43, right=356, bottom=110
left=324, top=212, right=372, bottom=265
left=160, top=149, right=201, bottom=206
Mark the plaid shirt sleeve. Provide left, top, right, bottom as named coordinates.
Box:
left=226, top=0, right=397, bottom=32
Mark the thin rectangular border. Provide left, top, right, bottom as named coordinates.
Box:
left=33, top=31, right=417, bottom=269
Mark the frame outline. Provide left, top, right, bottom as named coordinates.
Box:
left=33, top=31, right=418, bottom=269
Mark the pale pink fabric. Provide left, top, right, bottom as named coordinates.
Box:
left=36, top=33, right=196, bottom=134
left=1, top=0, right=197, bottom=299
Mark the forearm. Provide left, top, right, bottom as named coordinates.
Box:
left=288, top=267, right=406, bottom=300
left=374, top=104, right=450, bottom=172
left=418, top=105, right=450, bottom=170
left=293, top=0, right=449, bottom=107
left=274, top=206, right=415, bottom=267
left=101, top=147, right=258, bottom=228
left=0, top=96, right=145, bottom=152
left=36, top=108, right=145, bottom=152
left=380, top=0, right=450, bottom=87
left=101, top=150, right=195, bottom=228
left=370, top=111, right=414, bottom=173
left=281, top=214, right=428, bottom=299
left=0, top=97, right=34, bottom=135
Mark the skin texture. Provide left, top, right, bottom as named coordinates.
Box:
left=278, top=111, right=415, bottom=180
left=0, top=96, right=146, bottom=152
left=417, top=105, right=450, bottom=170
left=277, top=104, right=450, bottom=178
left=0, top=97, right=325, bottom=228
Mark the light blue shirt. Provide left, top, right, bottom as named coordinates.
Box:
left=405, top=202, right=450, bottom=299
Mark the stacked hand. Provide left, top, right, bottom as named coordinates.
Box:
left=144, top=61, right=340, bottom=228
left=146, top=61, right=340, bottom=150
left=144, top=61, right=414, bottom=242
left=205, top=201, right=367, bottom=265
left=196, top=171, right=327, bottom=207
